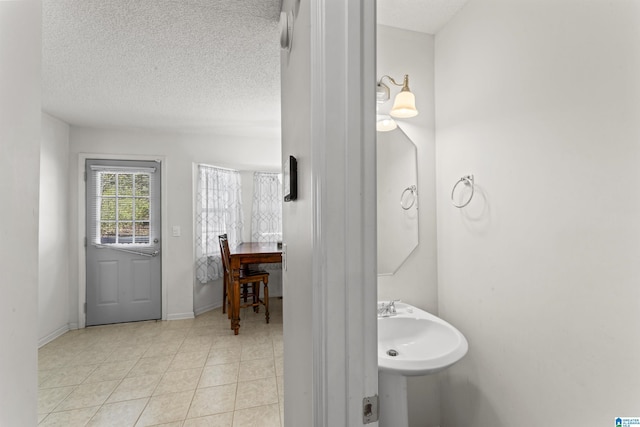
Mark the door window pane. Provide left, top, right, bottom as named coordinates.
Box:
left=101, top=173, right=116, bottom=196
left=118, top=174, right=133, bottom=196
left=135, top=222, right=150, bottom=243
left=100, top=222, right=116, bottom=243
left=118, top=222, right=133, bottom=243
left=135, top=174, right=150, bottom=196
left=96, top=171, right=153, bottom=245
left=118, top=198, right=133, bottom=221
left=135, top=198, right=150, bottom=220
left=101, top=199, right=116, bottom=221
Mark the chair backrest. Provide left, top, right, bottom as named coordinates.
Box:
left=218, top=234, right=231, bottom=275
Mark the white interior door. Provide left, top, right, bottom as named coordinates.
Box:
left=280, top=0, right=378, bottom=425
left=85, top=159, right=162, bottom=326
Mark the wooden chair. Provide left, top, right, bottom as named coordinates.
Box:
left=218, top=235, right=270, bottom=323
left=219, top=234, right=248, bottom=314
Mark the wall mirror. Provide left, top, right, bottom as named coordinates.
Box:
left=377, top=126, right=419, bottom=275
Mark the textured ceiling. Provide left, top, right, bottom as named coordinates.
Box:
left=42, top=0, right=282, bottom=137
left=42, top=0, right=467, bottom=138
left=377, top=0, right=468, bottom=34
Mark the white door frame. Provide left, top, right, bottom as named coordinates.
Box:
left=310, top=0, right=378, bottom=425
left=76, top=153, right=168, bottom=329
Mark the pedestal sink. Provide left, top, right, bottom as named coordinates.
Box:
left=377, top=302, right=468, bottom=427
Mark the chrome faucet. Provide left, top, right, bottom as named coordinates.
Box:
left=378, top=300, right=399, bottom=317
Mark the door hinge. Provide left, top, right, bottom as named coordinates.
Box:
left=84, top=302, right=87, bottom=314
left=84, top=237, right=87, bottom=247
left=363, top=395, right=378, bottom=424
left=84, top=170, right=87, bottom=182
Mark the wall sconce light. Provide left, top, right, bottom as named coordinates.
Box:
left=377, top=74, right=419, bottom=118
left=376, top=74, right=418, bottom=132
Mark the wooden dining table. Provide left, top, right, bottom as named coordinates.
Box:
left=228, top=242, right=282, bottom=335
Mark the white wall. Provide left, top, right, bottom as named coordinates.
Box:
left=436, top=0, right=640, bottom=425
left=377, top=25, right=440, bottom=427
left=377, top=25, right=437, bottom=316
left=39, top=113, right=70, bottom=346
left=69, top=127, right=281, bottom=323
left=0, top=2, right=41, bottom=425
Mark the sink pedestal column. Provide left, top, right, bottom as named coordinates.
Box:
left=378, top=371, right=409, bottom=427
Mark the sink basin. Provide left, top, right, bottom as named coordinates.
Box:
left=378, top=302, right=468, bottom=376
left=377, top=302, right=468, bottom=427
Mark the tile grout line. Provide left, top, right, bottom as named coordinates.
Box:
left=38, top=303, right=283, bottom=427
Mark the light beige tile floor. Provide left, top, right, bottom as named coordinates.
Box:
left=38, top=298, right=284, bottom=427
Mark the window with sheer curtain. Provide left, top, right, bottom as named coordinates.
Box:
left=251, top=172, right=283, bottom=271
left=195, top=165, right=244, bottom=284
left=251, top=172, right=282, bottom=243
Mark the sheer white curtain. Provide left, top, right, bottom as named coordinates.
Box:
left=251, top=172, right=282, bottom=271
left=195, top=165, right=244, bottom=284
left=251, top=172, right=282, bottom=242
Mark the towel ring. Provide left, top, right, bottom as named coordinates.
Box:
left=400, top=185, right=417, bottom=210
left=451, top=175, right=474, bottom=208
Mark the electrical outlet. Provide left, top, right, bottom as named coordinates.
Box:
left=172, top=226, right=181, bottom=237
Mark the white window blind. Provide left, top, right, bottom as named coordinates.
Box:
left=88, top=166, right=158, bottom=246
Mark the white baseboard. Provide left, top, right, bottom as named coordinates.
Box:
left=38, top=324, right=70, bottom=348
left=166, top=312, right=195, bottom=321
left=194, top=302, right=222, bottom=316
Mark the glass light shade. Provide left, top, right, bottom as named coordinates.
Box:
left=390, top=90, right=418, bottom=118
left=376, top=116, right=397, bottom=132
